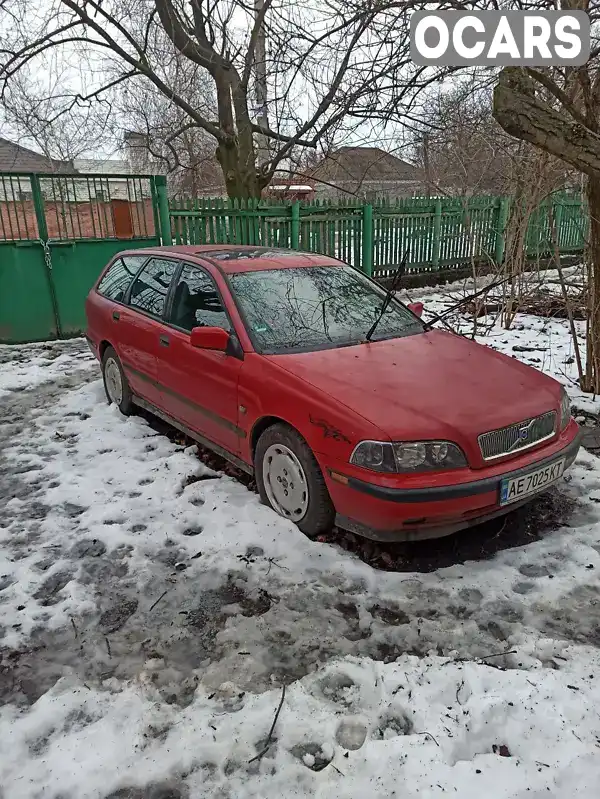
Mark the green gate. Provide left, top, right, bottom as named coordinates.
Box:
left=0, top=172, right=170, bottom=343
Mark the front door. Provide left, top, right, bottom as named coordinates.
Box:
left=157, top=262, right=243, bottom=454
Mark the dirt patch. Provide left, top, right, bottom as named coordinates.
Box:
left=104, top=783, right=187, bottom=799
left=99, top=599, right=139, bottom=633
left=33, top=570, right=74, bottom=606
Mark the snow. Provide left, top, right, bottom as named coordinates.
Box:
left=2, top=654, right=600, bottom=798
left=0, top=339, right=96, bottom=399
left=2, top=271, right=600, bottom=798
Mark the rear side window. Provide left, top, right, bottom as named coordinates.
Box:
left=129, top=257, right=178, bottom=318
left=97, top=255, right=147, bottom=302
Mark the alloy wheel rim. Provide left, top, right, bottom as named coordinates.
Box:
left=105, top=358, right=123, bottom=406
left=263, top=443, right=309, bottom=522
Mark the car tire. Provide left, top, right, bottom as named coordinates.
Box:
left=101, top=346, right=133, bottom=415
left=255, top=423, right=335, bottom=538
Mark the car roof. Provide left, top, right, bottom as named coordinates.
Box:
left=121, top=245, right=342, bottom=274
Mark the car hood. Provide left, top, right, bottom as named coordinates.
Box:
left=266, top=329, right=561, bottom=448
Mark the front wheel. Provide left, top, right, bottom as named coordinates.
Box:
left=255, top=424, right=335, bottom=538
left=101, top=346, right=133, bottom=415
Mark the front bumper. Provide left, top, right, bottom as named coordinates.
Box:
left=326, top=426, right=582, bottom=542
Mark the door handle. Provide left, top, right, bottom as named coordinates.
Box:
left=159, top=335, right=170, bottom=347
left=112, top=310, right=120, bottom=321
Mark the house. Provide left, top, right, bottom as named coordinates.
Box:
left=265, top=180, right=316, bottom=201
left=0, top=138, right=154, bottom=239
left=0, top=137, right=75, bottom=174
left=307, top=146, right=422, bottom=201
left=73, top=158, right=138, bottom=201
left=0, top=137, right=77, bottom=202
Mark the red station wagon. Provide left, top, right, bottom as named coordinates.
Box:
left=85, top=246, right=581, bottom=541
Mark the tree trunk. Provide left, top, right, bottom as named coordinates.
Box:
left=216, top=140, right=262, bottom=199
left=214, top=68, right=263, bottom=199
left=493, top=66, right=600, bottom=393
left=584, top=175, right=600, bottom=392
left=493, top=68, right=600, bottom=181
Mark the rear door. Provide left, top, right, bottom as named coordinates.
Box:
left=117, top=256, right=179, bottom=406
left=86, top=253, right=148, bottom=358
left=157, top=262, right=244, bottom=454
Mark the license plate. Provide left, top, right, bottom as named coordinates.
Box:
left=500, top=458, right=565, bottom=506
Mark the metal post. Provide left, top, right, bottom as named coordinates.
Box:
left=553, top=197, right=564, bottom=253
left=362, top=203, right=373, bottom=277
left=31, top=173, right=62, bottom=338
left=150, top=176, right=162, bottom=243
left=494, top=196, right=510, bottom=265
left=291, top=201, right=300, bottom=249
left=155, top=175, right=172, bottom=246
left=432, top=198, right=442, bottom=269
left=31, top=173, right=48, bottom=240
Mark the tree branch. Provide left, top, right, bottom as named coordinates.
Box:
left=525, top=67, right=590, bottom=129
left=493, top=67, right=600, bottom=179
left=155, top=0, right=230, bottom=74
left=241, top=0, right=273, bottom=88
left=60, top=0, right=225, bottom=141
left=250, top=122, right=314, bottom=148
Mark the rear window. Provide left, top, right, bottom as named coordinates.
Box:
left=97, top=255, right=148, bottom=302
left=128, top=257, right=178, bottom=318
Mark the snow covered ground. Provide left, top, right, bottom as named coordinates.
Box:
left=1, top=281, right=600, bottom=799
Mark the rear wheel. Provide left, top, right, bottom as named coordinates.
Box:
left=255, top=424, right=335, bottom=538
left=101, top=346, right=133, bottom=415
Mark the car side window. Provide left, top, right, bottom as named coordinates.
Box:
left=128, top=258, right=178, bottom=318
left=168, top=264, right=231, bottom=332
left=96, top=255, right=147, bottom=302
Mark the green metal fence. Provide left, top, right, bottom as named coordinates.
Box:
left=0, top=172, right=169, bottom=343
left=170, top=193, right=588, bottom=277
left=1, top=177, right=589, bottom=345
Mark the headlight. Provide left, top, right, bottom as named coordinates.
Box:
left=350, top=440, right=467, bottom=473
left=560, top=389, right=571, bottom=430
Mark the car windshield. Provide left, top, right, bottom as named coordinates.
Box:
left=229, top=265, right=422, bottom=354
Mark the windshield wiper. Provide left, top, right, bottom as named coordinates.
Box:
left=365, top=249, right=409, bottom=342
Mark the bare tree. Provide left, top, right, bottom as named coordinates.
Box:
left=115, top=56, right=223, bottom=196
left=0, top=0, right=442, bottom=199
left=492, top=0, right=600, bottom=391
left=0, top=64, right=115, bottom=162
left=414, top=77, right=574, bottom=197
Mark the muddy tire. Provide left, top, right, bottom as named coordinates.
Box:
left=101, top=346, right=133, bottom=416
left=255, top=423, right=335, bottom=538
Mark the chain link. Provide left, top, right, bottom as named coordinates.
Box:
left=39, top=238, right=52, bottom=271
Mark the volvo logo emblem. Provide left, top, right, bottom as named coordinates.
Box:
left=507, top=419, right=536, bottom=451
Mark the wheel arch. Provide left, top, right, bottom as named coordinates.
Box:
left=99, top=340, right=114, bottom=361
left=250, top=415, right=301, bottom=458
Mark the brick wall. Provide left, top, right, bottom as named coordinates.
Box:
left=0, top=199, right=156, bottom=241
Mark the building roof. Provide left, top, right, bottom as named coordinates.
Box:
left=308, top=146, right=420, bottom=186
left=73, top=158, right=131, bottom=175
left=0, top=137, right=75, bottom=173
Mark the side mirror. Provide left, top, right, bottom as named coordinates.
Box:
left=408, top=301, right=424, bottom=318
left=190, top=326, right=230, bottom=351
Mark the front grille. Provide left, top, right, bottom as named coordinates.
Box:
left=478, top=411, right=557, bottom=461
